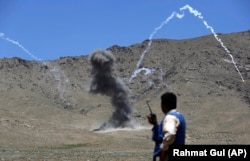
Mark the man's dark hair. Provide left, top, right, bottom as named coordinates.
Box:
left=161, top=92, right=177, bottom=110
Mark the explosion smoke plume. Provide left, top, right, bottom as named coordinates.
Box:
left=89, top=49, right=133, bottom=130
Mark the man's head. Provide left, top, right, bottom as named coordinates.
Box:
left=161, top=92, right=177, bottom=114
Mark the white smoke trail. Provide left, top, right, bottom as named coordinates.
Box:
left=135, top=12, right=185, bottom=70
left=0, top=32, right=70, bottom=100
left=179, top=5, right=244, bottom=82
left=129, top=12, right=184, bottom=82
left=0, top=32, right=44, bottom=63
left=50, top=66, right=69, bottom=100
left=129, top=12, right=183, bottom=82
left=129, top=4, right=245, bottom=82
left=133, top=67, right=155, bottom=76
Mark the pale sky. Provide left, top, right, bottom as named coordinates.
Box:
left=0, top=0, right=249, bottom=60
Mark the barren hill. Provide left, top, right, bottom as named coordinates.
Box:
left=0, top=30, right=249, bottom=160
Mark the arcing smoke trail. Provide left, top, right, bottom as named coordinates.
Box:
left=134, top=12, right=184, bottom=71
left=129, top=11, right=184, bottom=82
left=129, top=4, right=244, bottom=82
left=0, top=33, right=44, bottom=62
left=89, top=49, right=133, bottom=131
left=179, top=5, right=244, bottom=82
left=0, top=32, right=70, bottom=100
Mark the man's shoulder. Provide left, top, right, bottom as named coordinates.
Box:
left=168, top=110, right=185, bottom=121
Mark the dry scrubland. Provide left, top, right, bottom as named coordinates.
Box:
left=0, top=30, right=250, bottom=160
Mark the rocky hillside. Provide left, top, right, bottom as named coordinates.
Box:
left=0, top=30, right=249, bottom=159
left=1, top=30, right=249, bottom=106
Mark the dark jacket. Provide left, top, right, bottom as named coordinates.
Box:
left=151, top=111, right=186, bottom=158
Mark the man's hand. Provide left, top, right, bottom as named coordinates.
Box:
left=147, top=113, right=157, bottom=125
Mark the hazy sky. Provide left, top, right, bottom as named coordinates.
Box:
left=0, top=0, right=249, bottom=60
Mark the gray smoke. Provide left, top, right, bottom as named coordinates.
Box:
left=88, top=49, right=133, bottom=131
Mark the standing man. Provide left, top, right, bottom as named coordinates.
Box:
left=147, top=92, right=186, bottom=161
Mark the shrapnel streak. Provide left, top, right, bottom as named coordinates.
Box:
left=0, top=32, right=70, bottom=100
left=180, top=5, right=244, bottom=82
left=129, top=4, right=245, bottom=82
